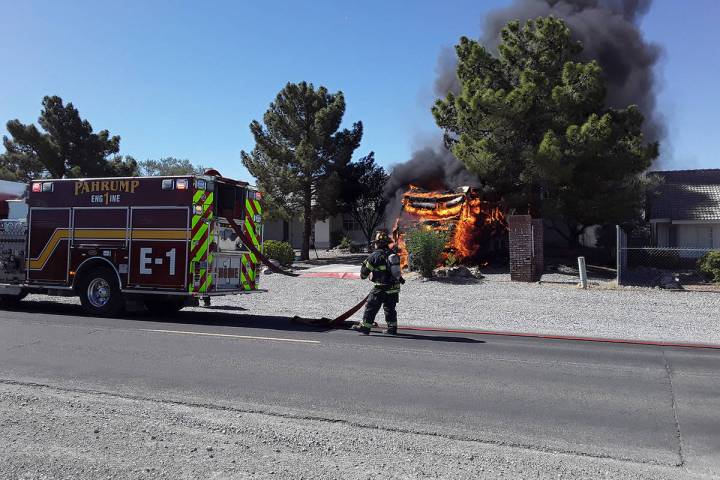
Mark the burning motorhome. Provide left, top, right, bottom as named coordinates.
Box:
left=392, top=186, right=506, bottom=268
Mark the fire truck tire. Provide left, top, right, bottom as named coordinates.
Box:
left=78, top=267, right=124, bottom=317
left=144, top=297, right=185, bottom=315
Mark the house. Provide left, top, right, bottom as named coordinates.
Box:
left=648, top=169, right=720, bottom=250
left=263, top=213, right=369, bottom=250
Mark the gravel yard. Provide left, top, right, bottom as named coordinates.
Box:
left=196, top=270, right=720, bottom=345
left=20, top=252, right=720, bottom=345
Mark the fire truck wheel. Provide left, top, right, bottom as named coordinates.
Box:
left=78, top=268, right=124, bottom=317
left=144, top=297, right=185, bottom=315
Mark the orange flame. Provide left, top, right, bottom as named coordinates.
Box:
left=392, top=186, right=506, bottom=269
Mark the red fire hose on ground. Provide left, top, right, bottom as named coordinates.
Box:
left=224, top=217, right=365, bottom=327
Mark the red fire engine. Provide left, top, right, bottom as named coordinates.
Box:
left=0, top=172, right=264, bottom=316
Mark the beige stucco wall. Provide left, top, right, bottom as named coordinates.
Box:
left=314, top=219, right=331, bottom=249
left=262, top=214, right=368, bottom=250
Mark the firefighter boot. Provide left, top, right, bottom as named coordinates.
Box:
left=382, top=295, right=398, bottom=335
left=351, top=324, right=371, bottom=335
left=383, top=325, right=398, bottom=335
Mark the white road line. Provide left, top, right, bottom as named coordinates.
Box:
left=140, top=329, right=320, bottom=344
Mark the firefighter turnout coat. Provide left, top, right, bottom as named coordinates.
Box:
left=359, top=247, right=402, bottom=329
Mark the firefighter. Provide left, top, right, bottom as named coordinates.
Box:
left=352, top=229, right=404, bottom=335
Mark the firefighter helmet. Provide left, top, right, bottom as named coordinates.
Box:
left=373, top=229, right=390, bottom=248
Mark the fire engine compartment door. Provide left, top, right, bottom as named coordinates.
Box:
left=216, top=185, right=263, bottom=257
left=215, top=182, right=245, bottom=224
left=27, top=208, right=71, bottom=284
left=128, top=207, right=189, bottom=289
left=72, top=207, right=128, bottom=248
left=215, top=183, right=248, bottom=253
left=213, top=253, right=242, bottom=290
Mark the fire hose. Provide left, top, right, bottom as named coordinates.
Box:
left=328, top=294, right=368, bottom=325
left=225, top=217, right=365, bottom=326
left=290, top=294, right=369, bottom=327
left=225, top=217, right=299, bottom=277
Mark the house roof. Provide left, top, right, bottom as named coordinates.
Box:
left=648, top=169, right=720, bottom=221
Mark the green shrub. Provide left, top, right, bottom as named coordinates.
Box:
left=338, top=236, right=352, bottom=250
left=445, top=253, right=459, bottom=267
left=263, top=240, right=295, bottom=266
left=405, top=228, right=447, bottom=278
left=698, top=251, right=720, bottom=282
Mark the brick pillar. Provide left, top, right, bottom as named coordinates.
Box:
left=508, top=215, right=544, bottom=282
left=531, top=218, right=544, bottom=279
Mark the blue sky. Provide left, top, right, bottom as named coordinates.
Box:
left=0, top=0, right=718, bottom=180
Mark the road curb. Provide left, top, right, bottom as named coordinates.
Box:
left=299, top=272, right=361, bottom=279
left=398, top=326, right=720, bottom=350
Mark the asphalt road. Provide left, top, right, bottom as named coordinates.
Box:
left=0, top=298, right=718, bottom=478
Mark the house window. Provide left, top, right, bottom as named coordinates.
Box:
left=342, top=214, right=362, bottom=232
left=696, top=226, right=713, bottom=248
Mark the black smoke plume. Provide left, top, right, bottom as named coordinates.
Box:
left=386, top=0, right=662, bottom=223
left=478, top=0, right=663, bottom=140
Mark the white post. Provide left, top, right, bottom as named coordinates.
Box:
left=616, top=225, right=621, bottom=285
left=578, top=256, right=588, bottom=289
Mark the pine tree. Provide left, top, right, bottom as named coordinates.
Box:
left=0, top=95, right=137, bottom=179
left=241, top=82, right=362, bottom=260
left=433, top=17, right=658, bottom=246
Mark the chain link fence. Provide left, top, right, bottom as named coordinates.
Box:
left=616, top=225, right=716, bottom=287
